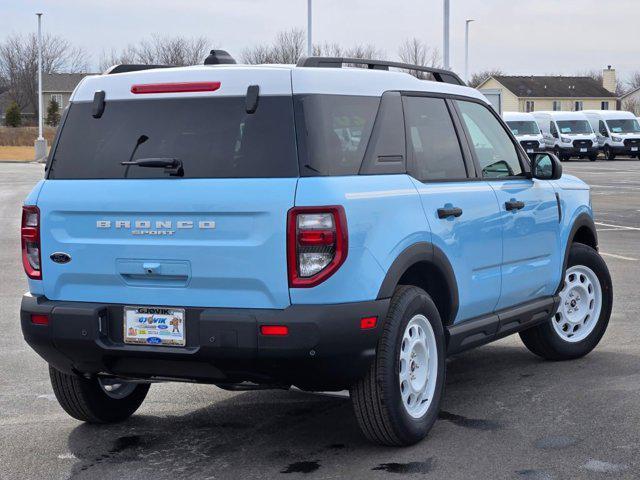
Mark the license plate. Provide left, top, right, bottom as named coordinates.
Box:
left=580, top=148, right=587, bottom=152
left=527, top=149, right=534, bottom=153
left=632, top=147, right=638, bottom=152
left=124, top=306, right=186, bottom=346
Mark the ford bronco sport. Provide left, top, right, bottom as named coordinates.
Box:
left=20, top=52, right=613, bottom=446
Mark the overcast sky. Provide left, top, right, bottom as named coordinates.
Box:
left=4, top=0, right=639, bottom=83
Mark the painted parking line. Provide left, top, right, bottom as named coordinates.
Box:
left=596, top=228, right=628, bottom=232
left=594, top=222, right=640, bottom=231
left=600, top=252, right=638, bottom=262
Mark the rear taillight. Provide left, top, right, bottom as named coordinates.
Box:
left=21, top=206, right=41, bottom=279
left=287, top=206, right=347, bottom=288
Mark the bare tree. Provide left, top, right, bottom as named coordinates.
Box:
left=98, top=35, right=211, bottom=72
left=242, top=28, right=306, bottom=64
left=313, top=42, right=343, bottom=57
left=625, top=71, right=640, bottom=93
left=622, top=98, right=640, bottom=116
left=0, top=33, right=87, bottom=114
left=468, top=69, right=504, bottom=88
left=578, top=68, right=624, bottom=95
left=398, top=38, right=441, bottom=79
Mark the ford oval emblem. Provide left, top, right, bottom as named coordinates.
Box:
left=146, top=337, right=162, bottom=344
left=50, top=252, right=71, bottom=264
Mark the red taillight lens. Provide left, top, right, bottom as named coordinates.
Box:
left=287, top=206, right=348, bottom=288
left=21, top=206, right=41, bottom=280
left=130, top=81, right=221, bottom=94
left=360, top=316, right=378, bottom=330
left=260, top=325, right=289, bottom=336
left=31, top=314, right=49, bottom=326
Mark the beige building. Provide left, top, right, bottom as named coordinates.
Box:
left=620, top=86, right=640, bottom=115
left=41, top=73, right=94, bottom=122
left=478, top=67, right=618, bottom=113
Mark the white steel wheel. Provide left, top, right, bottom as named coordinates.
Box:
left=399, top=314, right=439, bottom=419
left=553, top=265, right=602, bottom=343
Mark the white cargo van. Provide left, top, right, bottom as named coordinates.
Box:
left=583, top=110, right=640, bottom=160
left=532, top=111, right=599, bottom=161
left=503, top=112, right=545, bottom=158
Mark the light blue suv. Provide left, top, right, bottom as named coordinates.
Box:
left=20, top=54, right=613, bottom=446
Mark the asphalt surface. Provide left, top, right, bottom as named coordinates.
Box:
left=1, top=160, right=639, bottom=480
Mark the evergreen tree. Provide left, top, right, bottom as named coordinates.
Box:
left=46, top=98, right=60, bottom=126
left=4, top=101, right=21, bottom=127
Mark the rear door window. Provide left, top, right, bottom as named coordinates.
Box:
left=294, top=95, right=380, bottom=176
left=48, top=96, right=298, bottom=179
left=402, top=96, right=468, bottom=181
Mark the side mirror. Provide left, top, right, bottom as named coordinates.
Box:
left=552, top=132, right=559, bottom=139
left=531, top=152, right=562, bottom=180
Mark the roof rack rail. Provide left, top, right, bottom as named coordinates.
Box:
left=297, top=56, right=465, bottom=86
left=103, top=64, right=172, bottom=75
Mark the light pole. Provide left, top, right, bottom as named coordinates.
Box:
left=464, top=19, right=474, bottom=83
left=34, top=12, right=48, bottom=162
left=307, top=0, right=313, bottom=57
left=443, top=0, right=450, bottom=69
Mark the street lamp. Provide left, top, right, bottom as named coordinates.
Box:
left=307, top=0, right=313, bottom=57
left=465, top=19, right=475, bottom=83
left=34, top=12, right=47, bottom=162
left=443, top=0, right=450, bottom=69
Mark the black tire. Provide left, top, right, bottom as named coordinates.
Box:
left=588, top=153, right=598, bottom=162
left=49, top=366, right=150, bottom=423
left=604, top=145, right=616, bottom=161
left=520, top=243, right=612, bottom=361
left=350, top=285, right=446, bottom=446
left=554, top=147, right=565, bottom=162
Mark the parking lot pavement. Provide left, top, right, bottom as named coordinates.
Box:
left=1, top=161, right=638, bottom=480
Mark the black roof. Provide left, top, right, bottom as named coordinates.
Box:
left=493, top=75, right=617, bottom=98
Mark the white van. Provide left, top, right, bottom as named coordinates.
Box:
left=532, top=111, right=599, bottom=161
left=583, top=110, right=640, bottom=160
left=503, top=112, right=545, bottom=158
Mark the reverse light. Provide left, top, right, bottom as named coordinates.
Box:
left=21, top=206, right=41, bottom=279
left=130, top=81, right=221, bottom=94
left=260, top=325, right=289, bottom=336
left=287, top=206, right=348, bottom=288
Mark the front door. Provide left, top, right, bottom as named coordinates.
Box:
left=454, top=99, right=561, bottom=310
left=402, top=95, right=503, bottom=323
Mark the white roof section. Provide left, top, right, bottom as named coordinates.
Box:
left=582, top=110, right=638, bottom=120
left=532, top=111, right=590, bottom=120
left=502, top=111, right=536, bottom=121
left=71, top=63, right=487, bottom=103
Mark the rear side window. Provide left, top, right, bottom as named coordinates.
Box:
left=294, top=95, right=380, bottom=176
left=48, top=96, right=298, bottom=179
left=403, top=96, right=467, bottom=181
left=456, top=100, right=524, bottom=179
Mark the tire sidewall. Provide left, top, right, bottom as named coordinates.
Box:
left=380, top=288, right=446, bottom=444
left=544, top=245, right=613, bottom=357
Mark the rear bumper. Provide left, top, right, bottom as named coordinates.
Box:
left=21, top=294, right=389, bottom=391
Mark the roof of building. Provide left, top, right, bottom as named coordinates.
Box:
left=42, top=73, right=95, bottom=93
left=621, top=86, right=640, bottom=100
left=486, top=75, right=617, bottom=98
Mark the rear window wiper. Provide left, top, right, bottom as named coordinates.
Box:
left=121, top=158, right=184, bottom=177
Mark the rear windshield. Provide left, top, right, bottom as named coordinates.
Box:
left=294, top=95, right=380, bottom=176
left=48, top=96, right=298, bottom=179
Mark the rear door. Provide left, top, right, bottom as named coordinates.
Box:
left=454, top=99, right=561, bottom=310
left=403, top=95, right=503, bottom=323
left=39, top=68, right=298, bottom=309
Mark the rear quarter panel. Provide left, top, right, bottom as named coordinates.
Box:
left=291, top=175, right=428, bottom=304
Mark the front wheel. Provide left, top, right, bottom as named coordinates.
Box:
left=604, top=145, right=616, bottom=161
left=520, top=243, right=612, bottom=360
left=350, top=286, right=446, bottom=446
left=589, top=153, right=598, bottom=162
left=49, top=366, right=150, bottom=423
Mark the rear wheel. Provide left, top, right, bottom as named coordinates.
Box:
left=350, top=286, right=445, bottom=446
left=604, top=145, right=616, bottom=161
left=520, top=243, right=612, bottom=360
left=49, top=366, right=150, bottom=423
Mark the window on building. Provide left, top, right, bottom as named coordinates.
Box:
left=601, top=101, right=609, bottom=110
left=552, top=101, right=561, bottom=111
left=574, top=101, right=583, bottom=111
left=50, top=94, right=63, bottom=109
left=525, top=100, right=535, bottom=112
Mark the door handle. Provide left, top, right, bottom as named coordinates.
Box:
left=437, top=207, right=463, bottom=219
left=505, top=200, right=525, bottom=211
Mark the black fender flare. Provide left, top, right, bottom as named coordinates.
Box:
left=557, top=212, right=598, bottom=293
left=376, top=242, right=459, bottom=325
